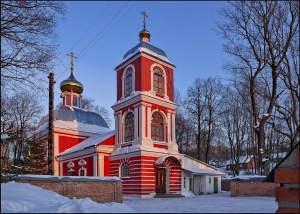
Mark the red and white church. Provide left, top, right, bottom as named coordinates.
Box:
left=36, top=15, right=225, bottom=197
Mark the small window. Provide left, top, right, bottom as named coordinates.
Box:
left=73, top=97, right=77, bottom=106
left=153, top=68, right=164, bottom=95
left=125, top=68, right=133, bottom=97
left=184, top=177, right=186, bottom=188
left=189, top=178, right=193, bottom=191
left=124, top=112, right=134, bottom=142
left=151, top=112, right=164, bottom=142
left=209, top=177, right=211, bottom=184
left=68, top=170, right=75, bottom=176
left=79, top=168, right=86, bottom=176
left=120, top=162, right=130, bottom=177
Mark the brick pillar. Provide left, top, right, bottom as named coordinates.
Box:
left=275, top=145, right=300, bottom=213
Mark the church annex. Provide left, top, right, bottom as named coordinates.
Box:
left=35, top=13, right=226, bottom=197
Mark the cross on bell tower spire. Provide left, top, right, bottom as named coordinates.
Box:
left=139, top=11, right=150, bottom=43
left=140, top=11, right=148, bottom=30
left=67, top=52, right=77, bottom=74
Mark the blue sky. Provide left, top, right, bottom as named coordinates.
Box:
left=51, top=1, right=230, bottom=127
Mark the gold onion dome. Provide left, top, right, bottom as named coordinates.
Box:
left=60, top=71, right=83, bottom=94
left=139, top=29, right=151, bottom=41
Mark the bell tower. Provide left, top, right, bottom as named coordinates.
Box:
left=60, top=52, right=83, bottom=108
left=112, top=11, right=178, bottom=153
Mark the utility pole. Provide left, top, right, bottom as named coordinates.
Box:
left=48, top=72, right=54, bottom=175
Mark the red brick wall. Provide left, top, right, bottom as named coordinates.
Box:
left=230, top=181, right=276, bottom=197
left=19, top=178, right=122, bottom=203
left=221, top=180, right=231, bottom=191
left=275, top=145, right=299, bottom=213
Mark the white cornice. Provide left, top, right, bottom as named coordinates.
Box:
left=111, top=92, right=177, bottom=112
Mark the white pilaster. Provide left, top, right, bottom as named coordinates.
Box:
left=134, top=106, right=139, bottom=139
left=146, top=104, right=152, bottom=138
left=93, top=155, right=97, bottom=176
left=98, top=154, right=104, bottom=176
left=53, top=134, right=59, bottom=176
left=172, top=111, right=176, bottom=143
left=139, top=104, right=146, bottom=138
left=167, top=110, right=172, bottom=143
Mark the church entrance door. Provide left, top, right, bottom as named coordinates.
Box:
left=155, top=167, right=166, bottom=194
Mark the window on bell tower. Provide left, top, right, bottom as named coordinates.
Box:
left=153, top=68, right=164, bottom=95
left=124, top=112, right=134, bottom=142
left=125, top=68, right=133, bottom=97
left=120, top=162, right=130, bottom=177
left=151, top=112, right=164, bottom=142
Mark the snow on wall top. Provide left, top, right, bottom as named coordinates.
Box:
left=58, top=130, right=115, bottom=156
left=18, top=174, right=121, bottom=181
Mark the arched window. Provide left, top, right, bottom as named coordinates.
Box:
left=124, top=112, right=134, bottom=142
left=153, top=68, right=164, bottom=95
left=151, top=112, right=164, bottom=141
left=125, top=68, right=133, bottom=97
left=120, top=162, right=130, bottom=177
left=79, top=168, right=86, bottom=176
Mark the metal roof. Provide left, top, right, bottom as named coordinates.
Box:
left=37, top=105, right=109, bottom=129
left=123, top=41, right=167, bottom=59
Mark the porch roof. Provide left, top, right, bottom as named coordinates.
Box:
left=183, top=167, right=227, bottom=176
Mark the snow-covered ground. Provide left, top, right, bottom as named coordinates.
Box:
left=1, top=181, right=278, bottom=213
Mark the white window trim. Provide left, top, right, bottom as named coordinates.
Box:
left=150, top=110, right=168, bottom=143
left=119, top=162, right=130, bottom=178
left=122, top=65, right=135, bottom=98
left=78, top=159, right=87, bottom=166
left=78, top=167, right=86, bottom=176
left=67, top=161, right=75, bottom=168
left=150, top=64, right=168, bottom=99
left=121, top=110, right=135, bottom=143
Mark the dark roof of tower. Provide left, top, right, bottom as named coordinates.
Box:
left=36, top=105, right=109, bottom=133
left=55, top=106, right=109, bottom=128
left=123, top=41, right=167, bottom=59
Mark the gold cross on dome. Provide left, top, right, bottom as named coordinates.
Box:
left=140, top=11, right=148, bottom=29
left=67, top=52, right=77, bottom=72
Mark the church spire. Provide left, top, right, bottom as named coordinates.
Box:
left=139, top=11, right=151, bottom=43
left=60, top=52, right=83, bottom=108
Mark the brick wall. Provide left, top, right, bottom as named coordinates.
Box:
left=18, top=176, right=123, bottom=204
left=221, top=180, right=231, bottom=191
left=230, top=181, right=276, bottom=197
left=275, top=144, right=299, bottom=213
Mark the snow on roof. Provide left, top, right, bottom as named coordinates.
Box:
left=111, top=144, right=179, bottom=156
left=225, top=155, right=254, bottom=165
left=183, top=168, right=227, bottom=176
left=116, top=41, right=174, bottom=69
left=35, top=105, right=110, bottom=134
left=58, top=130, right=115, bottom=156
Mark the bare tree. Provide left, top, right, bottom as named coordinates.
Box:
left=220, top=86, right=252, bottom=176
left=1, top=91, right=44, bottom=166
left=184, top=78, right=207, bottom=161
left=175, top=89, right=196, bottom=158
left=217, top=1, right=299, bottom=174
left=1, top=1, right=66, bottom=92
left=203, top=78, right=223, bottom=164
